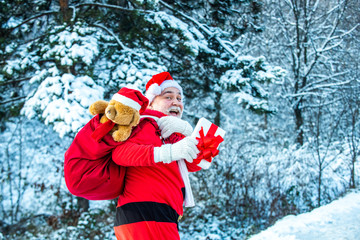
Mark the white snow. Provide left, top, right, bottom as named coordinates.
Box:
left=22, top=73, right=105, bottom=138
left=145, top=11, right=215, bottom=55
left=249, top=190, right=360, bottom=240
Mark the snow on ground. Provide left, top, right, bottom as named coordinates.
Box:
left=249, top=190, right=360, bottom=240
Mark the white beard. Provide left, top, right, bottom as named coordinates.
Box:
left=167, top=106, right=182, bottom=118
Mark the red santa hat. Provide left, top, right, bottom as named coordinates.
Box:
left=112, top=87, right=149, bottom=113
left=145, top=72, right=183, bottom=104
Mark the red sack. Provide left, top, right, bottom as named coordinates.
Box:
left=64, top=114, right=126, bottom=200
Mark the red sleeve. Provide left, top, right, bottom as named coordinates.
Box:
left=64, top=115, right=125, bottom=200
left=112, top=119, right=160, bottom=167
left=112, top=142, right=155, bottom=167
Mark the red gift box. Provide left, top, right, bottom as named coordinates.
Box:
left=191, top=118, right=226, bottom=169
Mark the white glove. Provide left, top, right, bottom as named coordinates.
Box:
left=157, top=116, right=193, bottom=139
left=154, top=137, right=199, bottom=164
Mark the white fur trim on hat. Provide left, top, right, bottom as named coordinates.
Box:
left=112, top=93, right=141, bottom=111
left=160, top=80, right=183, bottom=94
left=145, top=80, right=184, bottom=104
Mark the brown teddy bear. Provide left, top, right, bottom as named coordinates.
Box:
left=89, top=87, right=149, bottom=142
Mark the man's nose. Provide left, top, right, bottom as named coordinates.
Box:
left=171, top=99, right=181, bottom=106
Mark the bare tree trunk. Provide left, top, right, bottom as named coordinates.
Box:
left=350, top=151, right=356, bottom=188
left=77, top=197, right=89, bottom=212
left=317, top=164, right=322, bottom=207
left=349, top=108, right=358, bottom=188
left=294, top=103, right=304, bottom=145
left=214, top=91, right=222, bottom=126
left=59, top=0, right=71, bottom=23
left=316, top=106, right=322, bottom=207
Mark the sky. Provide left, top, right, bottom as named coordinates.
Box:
left=248, top=190, right=360, bottom=240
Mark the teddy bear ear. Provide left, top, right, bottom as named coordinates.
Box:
left=89, top=100, right=109, bottom=115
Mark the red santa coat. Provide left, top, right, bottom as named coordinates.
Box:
left=112, top=109, right=201, bottom=240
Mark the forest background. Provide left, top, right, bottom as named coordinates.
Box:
left=0, top=0, right=359, bottom=239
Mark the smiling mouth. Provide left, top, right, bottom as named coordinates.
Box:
left=168, top=107, right=181, bottom=116
left=169, top=109, right=179, bottom=116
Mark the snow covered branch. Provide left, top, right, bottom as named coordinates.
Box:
left=301, top=71, right=349, bottom=92
left=158, top=0, right=236, bottom=57
left=8, top=11, right=57, bottom=31
left=91, top=23, right=130, bottom=51
left=7, top=2, right=152, bottom=32
left=0, top=96, right=27, bottom=105
left=303, top=0, right=350, bottom=77
left=74, top=2, right=151, bottom=14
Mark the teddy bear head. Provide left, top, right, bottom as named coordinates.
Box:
left=89, top=87, right=149, bottom=142
left=105, top=99, right=140, bottom=127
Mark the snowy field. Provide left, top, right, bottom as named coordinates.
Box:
left=249, top=190, right=360, bottom=240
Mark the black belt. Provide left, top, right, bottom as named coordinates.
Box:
left=114, top=201, right=181, bottom=227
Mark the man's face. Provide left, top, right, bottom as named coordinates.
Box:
left=149, top=87, right=184, bottom=118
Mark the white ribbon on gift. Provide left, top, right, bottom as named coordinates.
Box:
left=178, top=159, right=195, bottom=207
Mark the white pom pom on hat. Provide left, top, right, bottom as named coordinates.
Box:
left=145, top=72, right=183, bottom=104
